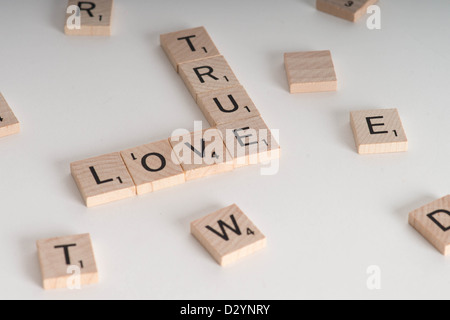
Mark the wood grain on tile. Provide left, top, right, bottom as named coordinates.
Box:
left=169, top=128, right=234, bottom=181
left=179, top=55, right=240, bottom=102
left=65, top=0, right=113, bottom=36
left=0, top=93, right=20, bottom=138
left=120, top=139, right=185, bottom=195
left=37, top=233, right=98, bottom=290
left=216, top=116, right=280, bottom=168
left=350, top=109, right=408, bottom=154
left=70, top=152, right=136, bottom=207
left=191, top=204, right=266, bottom=266
left=409, top=195, right=450, bottom=256
left=316, top=0, right=378, bottom=22
left=284, top=51, right=337, bottom=94
left=160, top=26, right=221, bottom=72
left=197, top=85, right=260, bottom=127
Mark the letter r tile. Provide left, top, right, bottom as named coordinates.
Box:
left=191, top=204, right=266, bottom=266
left=350, top=108, right=408, bottom=154
left=120, top=139, right=185, bottom=195
left=178, top=55, right=240, bottom=102
left=160, top=26, right=221, bottom=72
left=409, top=195, right=450, bottom=256
left=70, top=152, right=136, bottom=207
left=65, top=0, right=114, bottom=36
left=36, top=233, right=99, bottom=290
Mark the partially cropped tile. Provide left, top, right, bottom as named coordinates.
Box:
left=316, top=0, right=378, bottom=22
left=0, top=93, right=20, bottom=138
left=409, top=195, right=450, bottom=256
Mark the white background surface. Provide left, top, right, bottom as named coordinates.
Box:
left=0, top=0, right=449, bottom=300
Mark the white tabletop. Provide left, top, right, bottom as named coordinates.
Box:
left=1, top=0, right=449, bottom=299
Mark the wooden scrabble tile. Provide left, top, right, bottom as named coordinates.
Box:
left=191, top=204, right=266, bottom=266
left=316, top=0, right=378, bottom=22
left=284, top=51, right=337, bottom=94
left=160, top=26, right=221, bottom=72
left=169, top=128, right=234, bottom=181
left=216, top=116, right=280, bottom=168
left=70, top=152, right=136, bottom=207
left=65, top=0, right=113, bottom=36
left=179, top=56, right=240, bottom=102
left=37, top=233, right=98, bottom=290
left=0, top=93, right=20, bottom=138
left=409, top=195, right=450, bottom=256
left=120, top=139, right=185, bottom=195
left=197, top=85, right=261, bottom=127
left=350, top=109, right=408, bottom=154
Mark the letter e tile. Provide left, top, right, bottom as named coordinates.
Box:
left=350, top=108, right=408, bottom=154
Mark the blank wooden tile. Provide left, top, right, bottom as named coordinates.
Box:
left=65, top=0, right=113, bottom=36
left=216, top=116, right=281, bottom=168
left=350, top=109, right=408, bottom=154
left=120, top=139, right=185, bottom=195
left=169, top=129, right=234, bottom=181
left=409, top=195, right=450, bottom=256
left=71, top=152, right=136, bottom=207
left=37, top=233, right=98, bottom=290
left=161, top=26, right=221, bottom=72
left=284, top=51, right=337, bottom=94
left=316, top=0, right=378, bottom=22
left=179, top=56, right=240, bottom=102
left=197, top=85, right=261, bottom=127
left=0, top=93, right=20, bottom=138
left=191, top=204, right=266, bottom=266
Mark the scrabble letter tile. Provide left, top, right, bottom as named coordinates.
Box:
left=316, top=0, right=378, bottom=22
left=350, top=109, right=408, bottom=154
left=197, top=85, right=261, bottom=127
left=65, top=0, right=113, bottom=36
left=284, top=51, right=337, bottom=94
left=179, top=56, right=240, bottom=102
left=191, top=204, right=266, bottom=266
left=71, top=152, right=136, bottom=207
left=160, top=27, right=221, bottom=72
left=409, top=195, right=450, bottom=256
left=37, top=233, right=99, bottom=290
left=120, top=139, right=185, bottom=195
left=217, top=116, right=280, bottom=168
left=0, top=93, right=20, bottom=138
left=169, top=128, right=234, bottom=181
